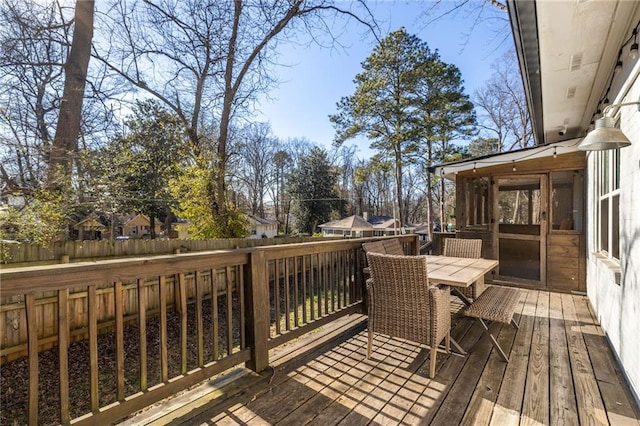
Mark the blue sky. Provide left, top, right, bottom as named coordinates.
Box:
left=254, top=1, right=512, bottom=159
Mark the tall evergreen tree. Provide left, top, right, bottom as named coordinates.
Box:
left=289, top=147, right=340, bottom=235
left=331, top=28, right=474, bottom=226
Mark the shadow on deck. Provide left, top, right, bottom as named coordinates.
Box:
left=122, top=289, right=640, bottom=426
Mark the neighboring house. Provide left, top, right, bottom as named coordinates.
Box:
left=367, top=215, right=407, bottom=236
left=247, top=215, right=278, bottom=239
left=318, top=214, right=415, bottom=238
left=437, top=1, right=640, bottom=403
left=168, top=219, right=191, bottom=239
left=319, top=215, right=373, bottom=238
left=73, top=215, right=107, bottom=240
left=122, top=214, right=161, bottom=239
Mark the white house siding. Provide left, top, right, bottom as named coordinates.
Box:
left=586, top=73, right=640, bottom=402
left=247, top=222, right=278, bottom=239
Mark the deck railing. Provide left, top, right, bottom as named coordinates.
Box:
left=0, top=235, right=418, bottom=425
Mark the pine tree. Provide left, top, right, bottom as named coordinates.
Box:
left=331, top=28, right=475, bottom=227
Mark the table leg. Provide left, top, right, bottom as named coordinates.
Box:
left=451, top=287, right=473, bottom=307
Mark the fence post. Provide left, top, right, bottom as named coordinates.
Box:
left=244, top=248, right=269, bottom=372
left=412, top=234, right=420, bottom=255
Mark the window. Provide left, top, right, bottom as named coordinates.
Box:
left=596, top=149, right=620, bottom=260
left=550, top=170, right=583, bottom=231
left=464, top=177, right=490, bottom=229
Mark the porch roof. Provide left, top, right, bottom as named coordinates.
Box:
left=507, top=0, right=639, bottom=145
left=433, top=138, right=581, bottom=180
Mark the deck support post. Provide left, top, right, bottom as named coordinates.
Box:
left=245, top=249, right=270, bottom=372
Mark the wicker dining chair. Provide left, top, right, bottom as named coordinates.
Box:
left=365, top=252, right=451, bottom=378
left=362, top=240, right=387, bottom=256
left=362, top=239, right=405, bottom=279
left=443, top=238, right=485, bottom=299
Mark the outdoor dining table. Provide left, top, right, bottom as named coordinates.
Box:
left=424, top=254, right=499, bottom=354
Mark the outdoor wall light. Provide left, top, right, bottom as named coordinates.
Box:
left=629, top=28, right=638, bottom=60
left=630, top=42, right=639, bottom=60
left=578, top=100, right=640, bottom=151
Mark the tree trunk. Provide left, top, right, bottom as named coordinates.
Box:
left=47, top=0, right=94, bottom=191
left=440, top=174, right=446, bottom=230
left=426, top=169, right=433, bottom=240
left=214, top=0, right=242, bottom=220
left=426, top=143, right=434, bottom=240
left=150, top=216, right=156, bottom=239
left=395, top=149, right=404, bottom=227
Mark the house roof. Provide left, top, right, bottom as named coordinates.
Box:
left=318, top=215, right=372, bottom=231
left=74, top=216, right=106, bottom=230
left=123, top=214, right=150, bottom=226
left=507, top=0, right=640, bottom=145
left=366, top=215, right=393, bottom=225
left=247, top=215, right=278, bottom=225
left=371, top=218, right=399, bottom=230
left=413, top=223, right=431, bottom=235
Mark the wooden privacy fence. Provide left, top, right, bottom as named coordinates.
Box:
left=0, top=236, right=339, bottom=265
left=0, top=235, right=418, bottom=425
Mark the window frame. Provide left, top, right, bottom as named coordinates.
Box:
left=595, top=148, right=621, bottom=261
left=463, top=176, right=491, bottom=230
left=549, top=170, right=584, bottom=234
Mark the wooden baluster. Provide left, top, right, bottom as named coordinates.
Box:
left=178, top=273, right=187, bottom=374
left=293, top=256, right=299, bottom=327
left=317, top=253, right=323, bottom=317
left=114, top=281, right=125, bottom=400
left=333, top=251, right=338, bottom=311
left=25, top=293, right=38, bottom=426
left=88, top=285, right=99, bottom=410
left=274, top=259, right=281, bottom=335
left=159, top=276, right=168, bottom=382
left=324, top=252, right=329, bottom=315
left=310, top=254, right=316, bottom=321
left=341, top=250, right=347, bottom=307
left=302, top=255, right=308, bottom=324
left=225, top=266, right=233, bottom=355
left=284, top=258, right=290, bottom=331
left=237, top=265, right=245, bottom=349
left=345, top=250, right=350, bottom=306
left=211, top=269, right=219, bottom=360
left=58, top=289, right=70, bottom=423
left=137, top=279, right=147, bottom=391
left=195, top=271, right=204, bottom=367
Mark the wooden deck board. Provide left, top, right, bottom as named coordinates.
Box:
left=573, top=296, right=640, bottom=426
left=522, top=291, right=550, bottom=425
left=123, top=290, right=640, bottom=426
left=562, top=293, right=609, bottom=425
left=489, top=289, right=538, bottom=426
left=459, top=288, right=525, bottom=426
left=548, top=292, right=579, bottom=425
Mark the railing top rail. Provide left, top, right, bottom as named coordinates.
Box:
left=0, top=249, right=250, bottom=297
left=0, top=235, right=417, bottom=297
left=257, top=235, right=416, bottom=260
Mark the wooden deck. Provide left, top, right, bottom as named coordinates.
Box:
left=122, top=289, right=640, bottom=425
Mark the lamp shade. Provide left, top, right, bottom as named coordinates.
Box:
left=578, top=116, right=631, bottom=150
